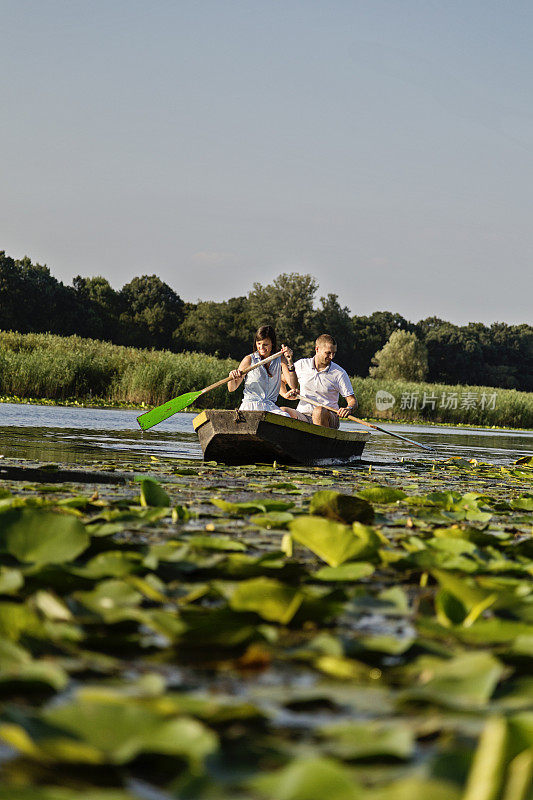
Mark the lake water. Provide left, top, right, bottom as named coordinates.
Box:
left=0, top=402, right=531, bottom=467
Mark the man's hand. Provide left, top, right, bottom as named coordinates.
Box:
left=337, top=406, right=353, bottom=419
left=284, top=389, right=298, bottom=400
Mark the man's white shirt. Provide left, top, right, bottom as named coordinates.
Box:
left=294, top=358, right=354, bottom=414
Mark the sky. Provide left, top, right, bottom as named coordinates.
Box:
left=1, top=0, right=532, bottom=326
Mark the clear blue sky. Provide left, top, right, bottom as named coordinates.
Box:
left=2, top=0, right=532, bottom=325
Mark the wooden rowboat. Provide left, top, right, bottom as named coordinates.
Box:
left=192, top=409, right=370, bottom=466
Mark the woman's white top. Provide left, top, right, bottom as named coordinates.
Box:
left=240, top=352, right=289, bottom=416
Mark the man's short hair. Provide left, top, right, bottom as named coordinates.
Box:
left=315, top=333, right=337, bottom=348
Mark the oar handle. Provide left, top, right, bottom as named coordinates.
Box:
left=200, top=350, right=284, bottom=395
left=295, top=394, right=434, bottom=452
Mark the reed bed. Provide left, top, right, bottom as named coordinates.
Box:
left=352, top=377, right=533, bottom=429
left=1, top=331, right=532, bottom=428
left=0, top=331, right=237, bottom=410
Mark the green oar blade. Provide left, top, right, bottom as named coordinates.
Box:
left=136, top=390, right=203, bottom=431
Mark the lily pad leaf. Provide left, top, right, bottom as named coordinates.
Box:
left=0, top=567, right=23, bottom=595
left=0, top=509, right=89, bottom=565
left=314, top=563, right=375, bottom=582
left=356, top=486, right=407, bottom=504
left=70, top=551, right=143, bottom=579
left=252, top=756, right=362, bottom=800
left=230, top=577, right=304, bottom=624
left=290, top=517, right=380, bottom=567
left=365, top=777, right=461, bottom=800
left=0, top=789, right=141, bottom=799
left=510, top=495, right=533, bottom=511
left=139, top=478, right=171, bottom=507
left=402, top=651, right=505, bottom=709
left=250, top=511, right=295, bottom=529
left=213, top=498, right=294, bottom=515
left=187, top=535, right=246, bottom=551
left=74, top=580, right=143, bottom=614
left=310, top=490, right=374, bottom=524
left=320, top=720, right=414, bottom=760
left=39, top=698, right=218, bottom=765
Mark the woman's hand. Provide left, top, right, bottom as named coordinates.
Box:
left=284, top=388, right=298, bottom=400
left=229, top=369, right=242, bottom=381
left=281, top=343, right=293, bottom=364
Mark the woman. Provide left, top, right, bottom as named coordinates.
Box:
left=228, top=325, right=298, bottom=416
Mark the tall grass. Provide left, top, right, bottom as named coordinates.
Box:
left=1, top=331, right=532, bottom=428
left=0, top=332, right=237, bottom=410
left=351, top=377, right=533, bottom=429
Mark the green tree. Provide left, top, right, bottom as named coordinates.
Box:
left=314, top=293, right=357, bottom=372
left=351, top=311, right=414, bottom=376
left=370, top=330, right=428, bottom=381
left=178, top=297, right=251, bottom=357
left=0, top=251, right=26, bottom=331
left=0, top=252, right=84, bottom=336
left=247, top=273, right=318, bottom=354
left=72, top=275, right=123, bottom=341
left=119, top=275, right=185, bottom=350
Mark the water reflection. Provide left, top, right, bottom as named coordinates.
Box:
left=0, top=403, right=531, bottom=467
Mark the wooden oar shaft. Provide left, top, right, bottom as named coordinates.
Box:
left=200, top=350, right=284, bottom=394
left=296, top=394, right=434, bottom=452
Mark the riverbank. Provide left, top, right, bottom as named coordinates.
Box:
left=1, top=330, right=532, bottom=428
left=1, top=392, right=531, bottom=433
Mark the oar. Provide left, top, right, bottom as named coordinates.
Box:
left=137, top=350, right=284, bottom=431
left=296, top=394, right=435, bottom=452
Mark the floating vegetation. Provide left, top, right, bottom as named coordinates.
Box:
left=0, top=453, right=531, bottom=798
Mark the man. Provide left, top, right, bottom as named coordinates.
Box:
left=281, top=334, right=357, bottom=428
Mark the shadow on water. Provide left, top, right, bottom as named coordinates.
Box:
left=0, top=402, right=531, bottom=468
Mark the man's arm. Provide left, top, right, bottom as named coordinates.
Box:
left=338, top=394, right=357, bottom=418
left=336, top=367, right=358, bottom=418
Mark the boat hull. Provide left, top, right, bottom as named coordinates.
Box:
left=193, top=410, right=370, bottom=466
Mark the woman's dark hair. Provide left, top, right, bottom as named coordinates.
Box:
left=253, top=325, right=277, bottom=376
left=253, top=325, right=277, bottom=353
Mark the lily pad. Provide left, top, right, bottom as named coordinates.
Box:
left=17, top=695, right=219, bottom=765
left=310, top=490, right=374, bottom=524
left=0, top=509, right=89, bottom=565
left=252, top=756, right=362, bottom=800
left=314, top=562, right=375, bottom=582
left=139, top=477, right=171, bottom=507
left=402, top=651, right=505, bottom=709
left=212, top=498, right=294, bottom=515
left=230, top=577, right=304, bottom=624
left=320, top=720, right=414, bottom=760
left=250, top=511, right=295, bottom=529
left=290, top=517, right=378, bottom=568
left=356, top=486, right=407, bottom=504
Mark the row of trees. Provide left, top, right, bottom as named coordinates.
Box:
left=1, top=251, right=531, bottom=390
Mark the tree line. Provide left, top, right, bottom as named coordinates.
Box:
left=1, top=250, right=531, bottom=391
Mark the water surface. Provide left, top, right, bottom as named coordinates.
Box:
left=1, top=403, right=531, bottom=467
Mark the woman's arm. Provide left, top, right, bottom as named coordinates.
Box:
left=280, top=345, right=298, bottom=392
left=227, top=355, right=251, bottom=392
